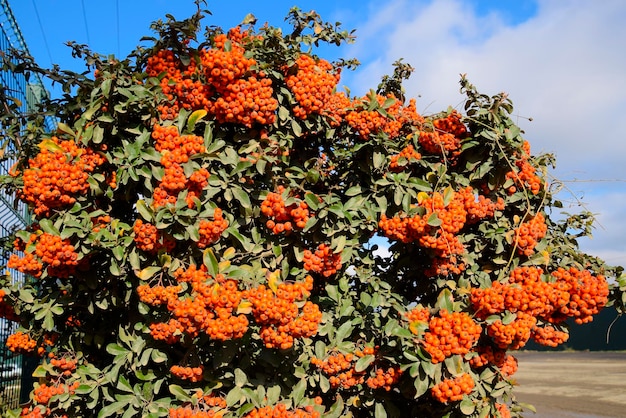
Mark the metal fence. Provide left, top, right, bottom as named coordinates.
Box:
left=1, top=0, right=56, bottom=410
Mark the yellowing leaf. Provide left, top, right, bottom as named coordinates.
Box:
left=267, top=270, right=280, bottom=293
left=38, top=139, right=64, bottom=153
left=417, top=192, right=429, bottom=204
left=237, top=301, right=253, bottom=315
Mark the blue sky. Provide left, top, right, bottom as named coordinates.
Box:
left=7, top=0, right=626, bottom=267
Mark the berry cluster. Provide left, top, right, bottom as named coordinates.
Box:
left=197, top=208, right=229, bottom=248
left=311, top=352, right=365, bottom=389
left=133, top=219, right=176, bottom=253
left=244, top=404, right=320, bottom=418
left=418, top=111, right=467, bottom=157
left=151, top=124, right=208, bottom=208
left=486, top=311, right=537, bottom=350
left=6, top=331, right=38, bottom=354
left=32, top=381, right=80, bottom=405
left=506, top=141, right=543, bottom=195
left=147, top=49, right=209, bottom=120
left=8, top=232, right=79, bottom=279
left=551, top=267, right=609, bottom=324
left=17, top=137, right=105, bottom=217
left=380, top=187, right=501, bottom=276
left=345, top=94, right=421, bottom=139
left=143, top=265, right=249, bottom=344
left=170, top=365, right=204, bottom=382
left=285, top=54, right=340, bottom=119
left=421, top=310, right=482, bottom=363
left=302, top=243, right=342, bottom=278
left=169, top=391, right=227, bottom=418
left=260, top=188, right=311, bottom=234
left=430, top=373, right=474, bottom=403
left=246, top=276, right=321, bottom=349
left=514, top=213, right=547, bottom=256
left=366, top=366, right=402, bottom=391
left=389, top=144, right=421, bottom=172
left=199, top=29, right=277, bottom=127
left=470, top=265, right=609, bottom=349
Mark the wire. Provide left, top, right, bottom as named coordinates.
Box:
left=30, top=0, right=53, bottom=65
left=81, top=0, right=91, bottom=45
left=116, top=0, right=120, bottom=56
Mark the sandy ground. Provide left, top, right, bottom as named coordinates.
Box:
left=513, top=351, right=626, bottom=418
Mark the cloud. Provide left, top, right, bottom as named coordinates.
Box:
left=344, top=0, right=626, bottom=266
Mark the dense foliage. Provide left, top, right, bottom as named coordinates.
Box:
left=1, top=5, right=624, bottom=418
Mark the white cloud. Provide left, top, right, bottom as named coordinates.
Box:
left=345, top=0, right=626, bottom=267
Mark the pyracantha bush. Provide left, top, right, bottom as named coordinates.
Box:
left=1, top=4, right=624, bottom=418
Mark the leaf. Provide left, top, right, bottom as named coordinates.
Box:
left=203, top=248, right=219, bottom=276
left=232, top=187, right=251, bottom=209
left=234, top=368, right=247, bottom=388
left=267, top=270, right=280, bottom=293
left=436, top=288, right=454, bottom=312
left=354, top=355, right=375, bottom=372
left=374, top=403, right=387, bottom=418
left=304, top=192, right=320, bottom=211
left=136, top=200, right=152, bottom=221
left=426, top=212, right=442, bottom=227
left=134, top=266, right=161, bottom=281
left=169, top=384, right=190, bottom=402
left=187, top=109, right=207, bottom=131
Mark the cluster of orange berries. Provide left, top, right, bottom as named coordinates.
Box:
left=0, top=289, right=19, bottom=322
left=311, top=352, right=365, bottom=389
left=49, top=355, right=78, bottom=376
left=16, top=137, right=105, bottom=217
left=133, top=219, right=176, bottom=253
left=471, top=265, right=609, bottom=349
left=418, top=111, right=467, bottom=157
left=380, top=187, right=502, bottom=276
left=32, top=381, right=80, bottom=405
left=170, top=365, right=204, bottom=382
left=486, top=311, right=537, bottom=350
left=244, top=404, right=320, bottom=418
left=345, top=94, right=421, bottom=139
left=246, top=276, right=321, bottom=349
left=421, top=310, right=482, bottom=363
left=514, top=213, right=547, bottom=256
left=197, top=208, right=229, bottom=248
left=151, top=124, right=209, bottom=208
left=302, top=243, right=342, bottom=278
left=199, top=29, right=277, bottom=127
left=469, top=345, right=518, bottom=377
left=322, top=91, right=351, bottom=127
left=6, top=331, right=38, bottom=354
left=366, top=366, right=402, bottom=391
left=551, top=267, right=609, bottom=324
left=91, top=214, right=111, bottom=233
left=8, top=232, right=79, bottom=279
left=143, top=265, right=249, bottom=344
left=285, top=55, right=340, bottom=119
left=389, top=144, right=421, bottom=172
left=168, top=391, right=227, bottom=418
left=506, top=140, right=543, bottom=195
left=260, top=188, right=311, bottom=234
left=494, top=403, right=512, bottom=418
left=430, top=373, right=474, bottom=403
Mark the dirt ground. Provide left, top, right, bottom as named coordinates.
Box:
left=513, top=351, right=626, bottom=418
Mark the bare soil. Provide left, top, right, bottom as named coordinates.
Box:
left=514, top=351, right=626, bottom=418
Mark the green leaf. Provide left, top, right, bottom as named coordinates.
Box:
left=169, top=384, right=190, bottom=402
left=232, top=187, right=251, bottom=209
left=426, top=212, right=442, bottom=227
left=354, top=355, right=375, bottom=373
left=436, top=289, right=454, bottom=312
left=203, top=248, right=219, bottom=276
left=304, top=192, right=319, bottom=211
left=39, top=218, right=60, bottom=235
left=136, top=200, right=152, bottom=221
left=235, top=368, right=247, bottom=388
left=374, top=402, right=387, bottom=418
